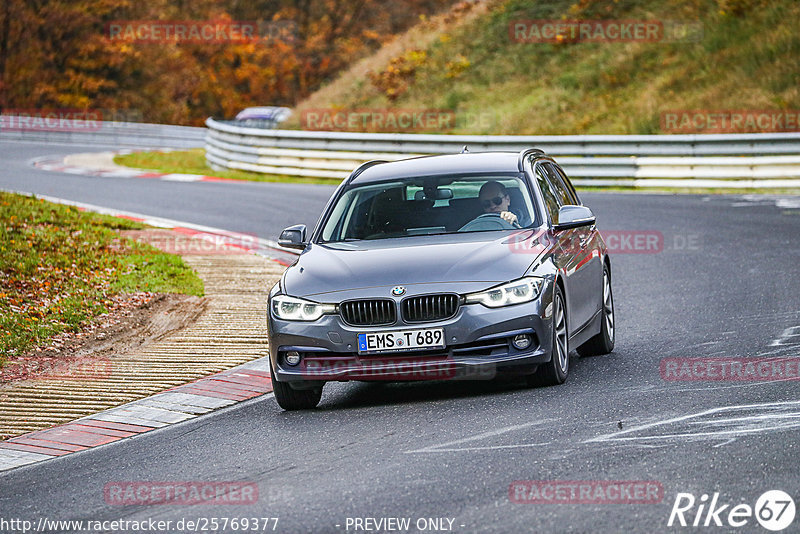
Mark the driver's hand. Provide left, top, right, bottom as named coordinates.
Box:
left=500, top=211, right=518, bottom=226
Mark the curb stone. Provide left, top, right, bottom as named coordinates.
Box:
left=0, top=358, right=274, bottom=471
left=0, top=215, right=288, bottom=472
left=32, top=152, right=235, bottom=183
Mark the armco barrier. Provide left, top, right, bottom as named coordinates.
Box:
left=4, top=113, right=797, bottom=188
left=0, top=117, right=204, bottom=149
left=205, top=118, right=800, bottom=188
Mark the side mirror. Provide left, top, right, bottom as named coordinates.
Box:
left=278, top=224, right=307, bottom=250
left=553, top=205, right=596, bottom=231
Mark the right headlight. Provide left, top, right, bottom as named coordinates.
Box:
left=271, top=295, right=336, bottom=321
left=464, top=277, right=544, bottom=308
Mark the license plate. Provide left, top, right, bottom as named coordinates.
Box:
left=357, top=328, right=445, bottom=354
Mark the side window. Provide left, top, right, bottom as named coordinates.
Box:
left=542, top=163, right=573, bottom=206
left=547, top=163, right=580, bottom=205
left=535, top=166, right=560, bottom=223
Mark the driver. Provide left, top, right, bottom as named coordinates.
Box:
left=479, top=181, right=520, bottom=227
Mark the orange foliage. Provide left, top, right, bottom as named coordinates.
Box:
left=0, top=0, right=450, bottom=125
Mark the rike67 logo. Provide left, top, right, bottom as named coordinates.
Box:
left=668, top=490, right=796, bottom=531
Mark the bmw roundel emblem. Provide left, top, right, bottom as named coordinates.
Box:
left=391, top=286, right=406, bottom=296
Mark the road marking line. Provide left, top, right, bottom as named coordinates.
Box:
left=409, top=442, right=552, bottom=453
left=769, top=325, right=800, bottom=346
left=405, top=420, right=554, bottom=454
left=585, top=399, right=800, bottom=444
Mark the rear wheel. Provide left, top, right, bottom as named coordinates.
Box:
left=272, top=380, right=323, bottom=410
left=527, top=285, right=569, bottom=387
left=577, top=265, right=615, bottom=357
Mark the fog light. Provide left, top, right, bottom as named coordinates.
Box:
left=285, top=351, right=301, bottom=366
left=512, top=334, right=532, bottom=350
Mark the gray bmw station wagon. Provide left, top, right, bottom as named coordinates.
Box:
left=268, top=149, right=614, bottom=410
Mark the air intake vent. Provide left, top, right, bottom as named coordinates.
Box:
left=402, top=294, right=459, bottom=323
left=340, top=299, right=396, bottom=326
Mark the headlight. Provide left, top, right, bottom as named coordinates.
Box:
left=271, top=295, right=336, bottom=321
left=464, top=277, right=544, bottom=308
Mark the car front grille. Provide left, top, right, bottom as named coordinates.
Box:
left=402, top=294, right=459, bottom=323
left=340, top=299, right=396, bottom=326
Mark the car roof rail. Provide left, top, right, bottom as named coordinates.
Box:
left=347, top=160, right=388, bottom=182
left=517, top=148, right=546, bottom=171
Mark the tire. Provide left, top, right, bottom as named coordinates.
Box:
left=272, top=379, right=323, bottom=410
left=577, top=265, right=615, bottom=357
left=527, top=285, right=569, bottom=387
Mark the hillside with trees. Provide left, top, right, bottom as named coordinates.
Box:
left=290, top=0, right=800, bottom=134
left=0, top=0, right=450, bottom=125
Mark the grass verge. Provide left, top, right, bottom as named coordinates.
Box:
left=0, top=192, right=204, bottom=365
left=114, top=149, right=343, bottom=185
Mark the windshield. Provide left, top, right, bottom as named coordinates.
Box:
left=319, top=174, right=538, bottom=243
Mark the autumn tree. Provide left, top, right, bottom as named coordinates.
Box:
left=0, top=0, right=452, bottom=124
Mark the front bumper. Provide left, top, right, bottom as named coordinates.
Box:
left=267, top=293, right=555, bottom=384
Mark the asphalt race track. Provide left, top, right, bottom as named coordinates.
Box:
left=1, top=139, right=800, bottom=533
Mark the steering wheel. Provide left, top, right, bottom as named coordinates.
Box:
left=458, top=212, right=516, bottom=232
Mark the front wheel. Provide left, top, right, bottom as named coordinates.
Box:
left=272, top=380, right=323, bottom=410
left=577, top=265, right=615, bottom=357
left=527, top=285, right=569, bottom=387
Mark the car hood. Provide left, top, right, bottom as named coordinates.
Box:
left=283, top=230, right=547, bottom=298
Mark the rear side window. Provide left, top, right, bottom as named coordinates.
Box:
left=545, top=163, right=580, bottom=205
left=541, top=163, right=575, bottom=206
left=535, top=166, right=560, bottom=223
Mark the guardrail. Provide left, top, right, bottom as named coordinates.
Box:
left=0, top=117, right=205, bottom=149
left=206, top=118, right=800, bottom=188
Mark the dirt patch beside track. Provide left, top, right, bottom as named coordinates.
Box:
left=1, top=293, right=207, bottom=384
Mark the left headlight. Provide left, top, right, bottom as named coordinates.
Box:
left=271, top=295, right=336, bottom=321
left=464, top=277, right=544, bottom=308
